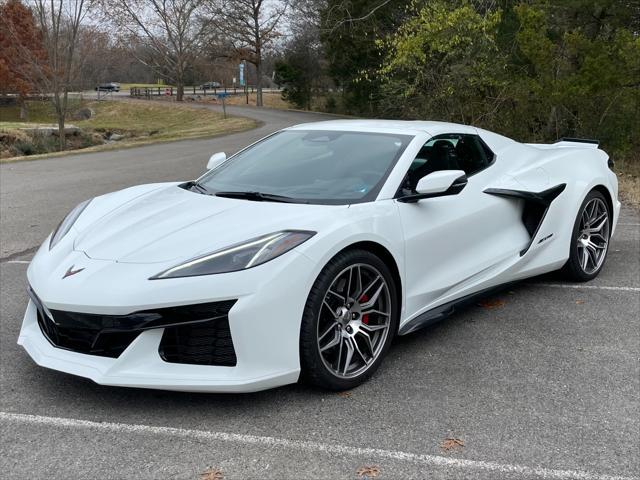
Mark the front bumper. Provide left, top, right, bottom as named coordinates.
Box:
left=18, top=246, right=317, bottom=393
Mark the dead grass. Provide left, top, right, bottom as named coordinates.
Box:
left=0, top=99, right=256, bottom=162
left=616, top=158, right=640, bottom=208
left=75, top=100, right=254, bottom=141
left=222, top=92, right=293, bottom=109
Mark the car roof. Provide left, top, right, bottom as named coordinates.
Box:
left=286, top=119, right=479, bottom=136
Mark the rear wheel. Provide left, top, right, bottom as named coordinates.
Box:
left=562, top=190, right=611, bottom=281
left=300, top=249, right=399, bottom=390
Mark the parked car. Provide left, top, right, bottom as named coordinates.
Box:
left=18, top=121, right=619, bottom=393
left=95, top=83, right=120, bottom=92
left=200, top=81, right=222, bottom=89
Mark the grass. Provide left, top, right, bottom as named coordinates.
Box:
left=223, top=92, right=293, bottom=109
left=0, top=101, right=60, bottom=124
left=119, top=83, right=175, bottom=91
left=0, top=99, right=257, bottom=161
left=73, top=100, right=255, bottom=141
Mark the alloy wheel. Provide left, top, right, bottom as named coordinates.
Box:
left=576, top=197, right=610, bottom=275
left=317, top=263, right=392, bottom=379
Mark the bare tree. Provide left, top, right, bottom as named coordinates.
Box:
left=109, top=0, right=209, bottom=101
left=206, top=0, right=287, bottom=106
left=3, top=0, right=90, bottom=149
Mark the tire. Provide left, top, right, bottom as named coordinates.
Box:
left=299, top=249, right=399, bottom=390
left=562, top=190, right=611, bottom=281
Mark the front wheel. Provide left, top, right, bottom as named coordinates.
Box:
left=299, top=249, right=399, bottom=390
left=562, top=190, right=611, bottom=281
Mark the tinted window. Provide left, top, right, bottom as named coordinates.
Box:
left=199, top=130, right=412, bottom=204
left=401, top=133, right=494, bottom=191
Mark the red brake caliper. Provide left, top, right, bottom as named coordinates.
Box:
left=360, top=294, right=369, bottom=324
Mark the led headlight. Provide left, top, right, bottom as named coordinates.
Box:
left=151, top=230, right=316, bottom=279
left=49, top=199, right=92, bottom=250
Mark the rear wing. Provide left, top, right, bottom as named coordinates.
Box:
left=526, top=137, right=600, bottom=150
left=554, top=137, right=599, bottom=148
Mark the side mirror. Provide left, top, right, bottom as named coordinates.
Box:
left=398, top=170, right=467, bottom=203
left=207, top=152, right=226, bottom=170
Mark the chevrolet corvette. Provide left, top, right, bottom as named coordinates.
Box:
left=19, top=120, right=620, bottom=392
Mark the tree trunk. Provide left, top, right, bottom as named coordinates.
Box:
left=256, top=60, right=263, bottom=107
left=53, top=93, right=66, bottom=151
left=177, top=83, right=184, bottom=102
left=19, top=100, right=28, bottom=121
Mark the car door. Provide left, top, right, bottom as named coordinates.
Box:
left=396, top=132, right=530, bottom=324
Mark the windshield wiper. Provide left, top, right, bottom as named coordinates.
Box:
left=187, top=181, right=210, bottom=194
left=214, top=191, right=302, bottom=203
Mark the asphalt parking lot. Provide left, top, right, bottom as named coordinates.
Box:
left=1, top=105, right=638, bottom=480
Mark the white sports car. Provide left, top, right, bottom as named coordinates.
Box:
left=19, top=120, right=620, bottom=392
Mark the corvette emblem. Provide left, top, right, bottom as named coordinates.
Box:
left=62, top=265, right=85, bottom=279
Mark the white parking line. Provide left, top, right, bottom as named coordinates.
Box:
left=532, top=283, right=640, bottom=292
left=5, top=260, right=30, bottom=264
left=0, top=412, right=636, bottom=480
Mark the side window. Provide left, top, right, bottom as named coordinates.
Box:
left=402, top=133, right=494, bottom=191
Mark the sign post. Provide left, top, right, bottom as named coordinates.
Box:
left=240, top=61, right=249, bottom=105
left=218, top=92, right=229, bottom=119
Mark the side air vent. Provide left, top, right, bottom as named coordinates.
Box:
left=159, top=318, right=237, bottom=366
left=484, top=183, right=566, bottom=256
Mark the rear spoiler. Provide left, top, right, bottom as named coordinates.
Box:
left=553, top=137, right=599, bottom=148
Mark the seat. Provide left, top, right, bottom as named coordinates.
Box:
left=411, top=140, right=459, bottom=181
left=455, top=137, right=480, bottom=173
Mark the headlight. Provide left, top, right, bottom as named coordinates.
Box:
left=150, top=230, right=316, bottom=279
left=49, top=199, right=92, bottom=250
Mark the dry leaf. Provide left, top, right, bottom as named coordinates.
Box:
left=356, top=465, right=380, bottom=478
left=575, top=300, right=584, bottom=304
left=338, top=391, right=352, bottom=398
left=440, top=437, right=465, bottom=451
left=199, top=467, right=223, bottom=480
left=477, top=298, right=505, bottom=309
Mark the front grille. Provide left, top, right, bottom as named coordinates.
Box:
left=159, top=318, right=237, bottom=366
left=29, top=287, right=236, bottom=362
left=35, top=307, right=141, bottom=358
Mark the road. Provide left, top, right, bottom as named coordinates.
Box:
left=1, top=105, right=639, bottom=480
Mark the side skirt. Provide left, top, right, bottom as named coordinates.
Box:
left=398, top=282, right=517, bottom=336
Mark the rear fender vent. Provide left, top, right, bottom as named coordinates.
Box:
left=484, top=183, right=566, bottom=256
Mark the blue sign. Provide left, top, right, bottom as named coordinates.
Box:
left=239, top=63, right=245, bottom=86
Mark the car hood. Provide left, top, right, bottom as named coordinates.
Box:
left=73, top=183, right=341, bottom=264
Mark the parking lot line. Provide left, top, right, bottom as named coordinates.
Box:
left=0, top=412, right=636, bottom=480
left=531, top=283, right=640, bottom=292
left=5, top=260, right=30, bottom=264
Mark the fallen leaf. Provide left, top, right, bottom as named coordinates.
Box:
left=440, top=437, right=465, bottom=451
left=338, top=391, right=352, bottom=398
left=199, top=467, right=223, bottom=480
left=356, top=465, right=380, bottom=478
left=575, top=300, right=584, bottom=304
left=477, top=298, right=505, bottom=309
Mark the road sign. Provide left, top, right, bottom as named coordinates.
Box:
left=239, top=63, right=245, bottom=86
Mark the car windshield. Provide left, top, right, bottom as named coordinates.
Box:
left=197, top=130, right=412, bottom=204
